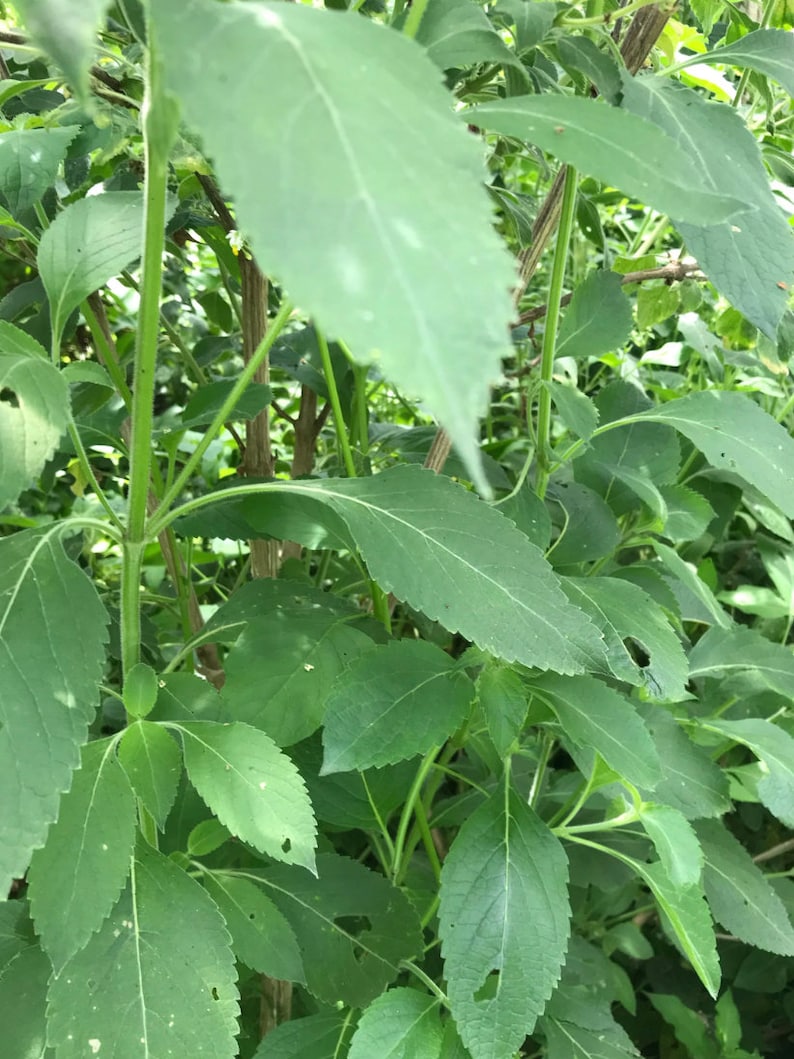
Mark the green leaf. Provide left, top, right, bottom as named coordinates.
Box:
left=416, top=0, right=518, bottom=70
left=695, top=818, right=794, bottom=956
left=0, top=526, right=108, bottom=896
left=640, top=862, right=720, bottom=997
left=636, top=283, right=679, bottom=329
left=544, top=1018, right=641, bottom=1058
left=531, top=674, right=661, bottom=789
left=557, top=35, right=622, bottom=103
left=348, top=988, right=443, bottom=1059
left=563, top=576, right=689, bottom=702
left=179, top=720, right=317, bottom=871
left=221, top=610, right=375, bottom=747
left=322, top=640, right=474, bottom=773
left=28, top=739, right=136, bottom=971
left=640, top=705, right=730, bottom=820
left=556, top=271, right=633, bottom=360
left=13, top=0, right=111, bottom=103
left=652, top=541, right=731, bottom=629
left=688, top=624, right=794, bottom=698
left=636, top=391, right=794, bottom=518
left=547, top=482, right=621, bottom=566
left=649, top=994, right=719, bottom=1059
left=619, top=74, right=794, bottom=337
left=251, top=1014, right=352, bottom=1059
left=154, top=0, right=517, bottom=493
left=0, top=127, right=78, bottom=216
left=697, top=29, right=794, bottom=98
left=37, top=191, right=147, bottom=347
left=256, top=853, right=423, bottom=1007
left=439, top=787, right=570, bottom=1059
left=194, top=467, right=606, bottom=674
left=639, top=804, right=703, bottom=888
left=123, top=661, right=158, bottom=719
left=469, top=95, right=747, bottom=225
left=492, top=0, right=564, bottom=52
left=203, top=874, right=304, bottom=981
left=117, top=720, right=182, bottom=829
left=47, top=841, right=239, bottom=1057
left=702, top=718, right=794, bottom=828
left=477, top=662, right=528, bottom=757
left=187, top=818, right=231, bottom=857
left=179, top=379, right=273, bottom=431
left=546, top=381, right=599, bottom=440
left=0, top=903, right=50, bottom=1059
left=0, top=332, right=70, bottom=510
left=660, top=484, right=715, bottom=542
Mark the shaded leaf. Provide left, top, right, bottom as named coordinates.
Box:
left=547, top=481, right=621, bottom=566
left=256, top=853, right=423, bottom=1007
left=0, top=526, right=108, bottom=896
left=348, top=988, right=443, bottom=1059
left=28, top=739, right=136, bottom=972
left=531, top=674, right=661, bottom=789
left=416, top=0, right=517, bottom=70
left=47, top=841, right=239, bottom=1057
left=477, top=661, right=528, bottom=757
left=155, top=0, right=516, bottom=492
left=322, top=640, right=474, bottom=773
left=179, top=720, right=317, bottom=871
left=698, top=29, right=794, bottom=98
left=0, top=903, right=50, bottom=1059
left=620, top=74, right=794, bottom=337
left=251, top=1014, right=352, bottom=1059
left=0, top=335, right=70, bottom=510
left=689, top=624, right=794, bottom=698
left=221, top=609, right=375, bottom=747
left=439, top=787, right=570, bottom=1059
left=38, top=191, right=147, bottom=346
left=696, top=818, right=794, bottom=956
left=470, top=95, right=747, bottom=224
left=179, top=379, right=272, bottom=431
left=556, top=271, right=633, bottom=360
left=557, top=35, right=622, bottom=103
left=492, top=0, right=557, bottom=52
left=203, top=874, right=304, bottom=980
left=546, top=381, right=599, bottom=441
left=117, top=720, right=182, bottom=829
left=639, top=804, right=703, bottom=888
left=0, top=127, right=78, bottom=216
left=649, top=994, right=719, bottom=1059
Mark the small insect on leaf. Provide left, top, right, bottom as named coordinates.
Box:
left=777, top=281, right=789, bottom=290
left=554, top=126, right=565, bottom=134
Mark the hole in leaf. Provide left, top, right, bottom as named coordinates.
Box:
left=473, top=972, right=500, bottom=1003
left=281, top=837, right=291, bottom=854
left=334, top=914, right=372, bottom=942
left=0, top=387, right=19, bottom=408
left=624, top=637, right=650, bottom=668
left=211, top=987, right=219, bottom=1000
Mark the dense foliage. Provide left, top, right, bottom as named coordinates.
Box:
left=1, top=0, right=794, bottom=1056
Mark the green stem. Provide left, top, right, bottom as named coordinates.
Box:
left=535, top=165, right=578, bottom=499
left=399, top=961, right=448, bottom=1005
left=528, top=730, right=555, bottom=808
left=67, top=421, right=124, bottom=532
left=317, top=329, right=357, bottom=478
left=121, top=31, right=174, bottom=676
left=560, top=0, right=661, bottom=26
left=393, top=747, right=440, bottom=882
left=402, top=0, right=430, bottom=37
left=154, top=298, right=293, bottom=517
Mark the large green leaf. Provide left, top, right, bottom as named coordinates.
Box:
left=0, top=526, right=108, bottom=896
left=28, top=739, right=137, bottom=972
left=13, top=0, right=111, bottom=102
left=620, top=74, right=794, bottom=337
left=0, top=903, right=50, bottom=1059
left=530, top=674, right=661, bottom=789
left=439, top=787, right=570, bottom=1059
left=469, top=95, right=746, bottom=224
left=640, top=705, right=730, bottom=820
left=556, top=271, right=633, bottom=360
left=252, top=1014, right=353, bottom=1059
left=348, top=989, right=443, bottom=1059
left=220, top=610, right=375, bottom=746
left=0, top=334, right=70, bottom=510
left=203, top=874, right=304, bottom=981
left=0, top=127, right=78, bottom=216
left=695, top=818, right=794, bottom=956
left=255, top=853, right=423, bottom=1007
left=183, top=467, right=605, bottom=674
left=37, top=191, right=147, bottom=347
left=416, top=0, right=517, bottom=70
left=154, top=0, right=516, bottom=492
left=47, top=841, right=239, bottom=1058
left=695, top=29, right=794, bottom=98
left=178, top=721, right=317, bottom=872
left=322, top=640, right=474, bottom=773
left=563, top=576, right=688, bottom=702
left=633, top=391, right=794, bottom=518
left=702, top=718, right=794, bottom=828
left=117, top=720, right=182, bottom=829
left=688, top=624, right=794, bottom=698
